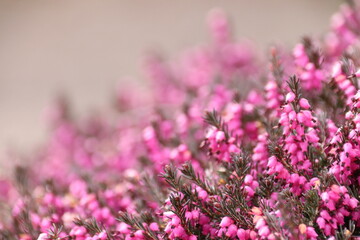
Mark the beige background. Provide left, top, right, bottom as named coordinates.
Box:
left=0, top=0, right=340, bottom=154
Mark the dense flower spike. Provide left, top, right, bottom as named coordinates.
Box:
left=1, top=1, right=360, bottom=240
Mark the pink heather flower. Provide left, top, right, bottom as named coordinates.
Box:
left=355, top=69, right=360, bottom=77
left=226, top=224, right=238, bottom=237
left=299, top=98, right=311, bottom=109
left=317, top=217, right=326, bottom=229
left=98, top=231, right=108, bottom=239
left=215, top=131, right=226, bottom=142
left=118, top=222, right=131, bottom=234
left=189, top=235, right=197, bottom=240
left=37, top=233, right=48, bottom=240
left=149, top=222, right=160, bottom=232
left=293, top=44, right=308, bottom=67
left=173, top=226, right=186, bottom=238
left=286, top=92, right=296, bottom=103
left=171, top=216, right=181, bottom=226
left=320, top=210, right=332, bottom=221
left=237, top=228, right=248, bottom=239
left=191, top=210, right=200, bottom=220
left=258, top=226, right=270, bottom=237
left=306, top=227, right=318, bottom=239
left=207, top=9, right=231, bottom=44
left=220, top=216, right=234, bottom=228
left=255, top=218, right=266, bottom=229
left=198, top=189, right=208, bottom=200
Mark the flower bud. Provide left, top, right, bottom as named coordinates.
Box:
left=220, top=216, right=233, bottom=228
left=299, top=98, right=311, bottom=109
left=299, top=224, right=307, bottom=234
left=286, top=92, right=296, bottom=103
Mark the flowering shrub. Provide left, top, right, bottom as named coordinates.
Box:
left=1, top=2, right=360, bottom=240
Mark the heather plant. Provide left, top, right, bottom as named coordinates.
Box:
left=1, top=2, right=360, bottom=240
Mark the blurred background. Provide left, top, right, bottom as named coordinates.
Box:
left=0, top=0, right=340, bottom=154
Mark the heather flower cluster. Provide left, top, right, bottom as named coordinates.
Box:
left=1, top=2, right=360, bottom=240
